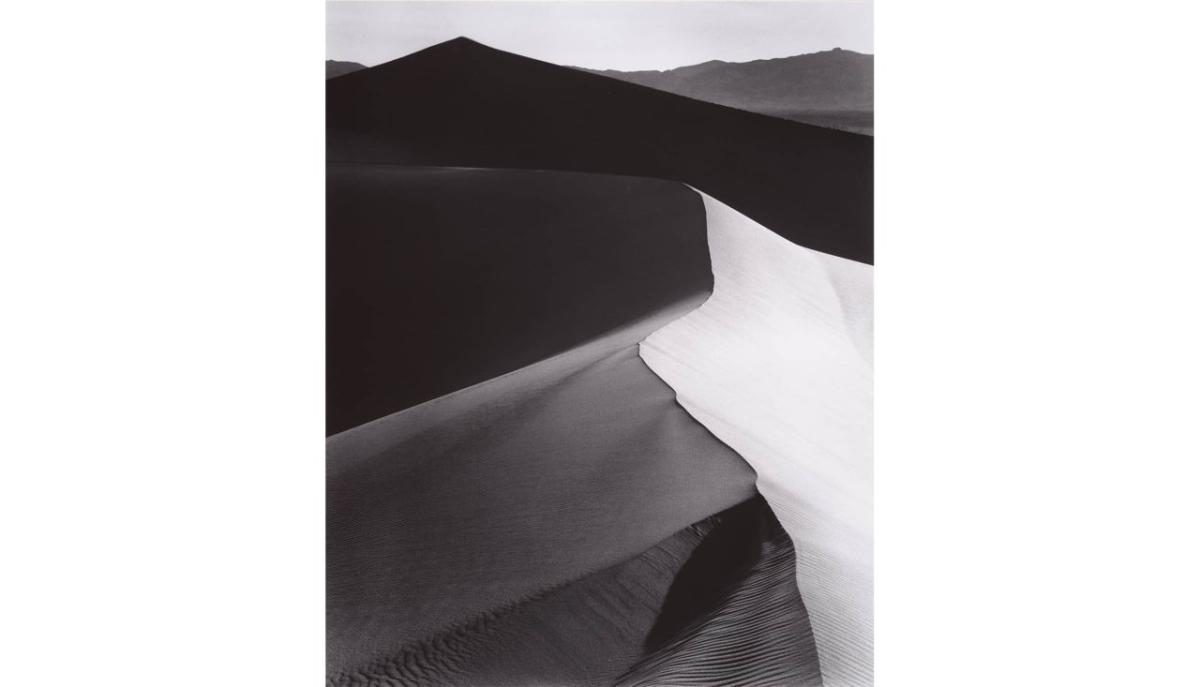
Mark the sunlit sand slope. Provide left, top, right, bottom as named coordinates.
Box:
left=640, top=193, right=873, bottom=687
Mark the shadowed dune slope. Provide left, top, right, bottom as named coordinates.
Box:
left=327, top=164, right=712, bottom=434
left=328, top=497, right=820, bottom=687
left=327, top=37, right=872, bottom=263
left=328, top=303, right=775, bottom=678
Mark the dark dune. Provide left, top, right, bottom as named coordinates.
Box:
left=327, top=165, right=712, bottom=434
left=327, top=305, right=785, bottom=678
left=328, top=497, right=819, bottom=687
left=326, top=37, right=873, bottom=263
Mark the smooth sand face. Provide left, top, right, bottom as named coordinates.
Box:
left=640, top=192, right=874, bottom=687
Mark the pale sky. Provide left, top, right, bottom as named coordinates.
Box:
left=327, top=1, right=873, bottom=71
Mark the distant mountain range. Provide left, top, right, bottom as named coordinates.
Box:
left=327, top=48, right=872, bottom=133
left=582, top=49, right=872, bottom=134
left=326, top=60, right=366, bottom=79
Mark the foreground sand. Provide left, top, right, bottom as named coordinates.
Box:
left=328, top=299, right=822, bottom=684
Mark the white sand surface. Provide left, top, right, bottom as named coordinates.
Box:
left=640, top=192, right=873, bottom=687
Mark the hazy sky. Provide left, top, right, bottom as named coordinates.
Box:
left=327, top=1, right=872, bottom=71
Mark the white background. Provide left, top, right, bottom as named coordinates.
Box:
left=2, top=1, right=1198, bottom=684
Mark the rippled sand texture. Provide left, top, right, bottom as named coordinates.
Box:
left=641, top=193, right=874, bottom=687
left=330, top=496, right=820, bottom=687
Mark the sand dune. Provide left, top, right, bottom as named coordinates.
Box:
left=329, top=496, right=818, bottom=687
left=327, top=37, right=873, bottom=263
left=326, top=162, right=873, bottom=683
left=327, top=164, right=711, bottom=434
left=325, top=32, right=875, bottom=676
left=325, top=161, right=867, bottom=683
left=615, top=498, right=823, bottom=687
left=640, top=192, right=874, bottom=687
left=328, top=293, right=824, bottom=682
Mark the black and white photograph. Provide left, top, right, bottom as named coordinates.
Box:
left=4, top=1, right=1198, bottom=686
left=326, top=2, right=872, bottom=685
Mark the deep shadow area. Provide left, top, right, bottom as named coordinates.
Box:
left=327, top=165, right=711, bottom=434
left=643, top=497, right=765, bottom=652
left=327, top=37, right=873, bottom=264
left=619, top=497, right=823, bottom=687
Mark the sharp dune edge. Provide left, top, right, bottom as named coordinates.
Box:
left=640, top=192, right=874, bottom=687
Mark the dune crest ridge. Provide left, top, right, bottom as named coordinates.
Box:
left=639, top=191, right=873, bottom=687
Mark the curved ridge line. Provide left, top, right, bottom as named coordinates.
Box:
left=637, top=187, right=873, bottom=687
